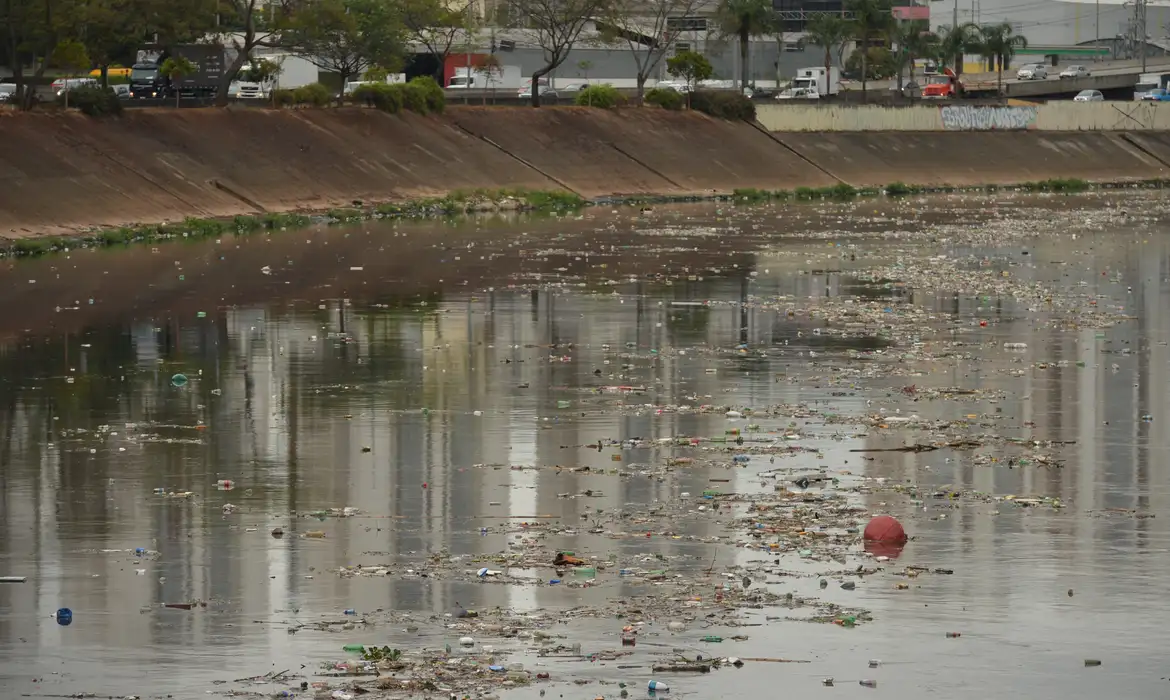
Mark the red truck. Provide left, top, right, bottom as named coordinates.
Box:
left=921, top=67, right=964, bottom=99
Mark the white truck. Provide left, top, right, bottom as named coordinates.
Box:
left=1134, top=72, right=1170, bottom=101
left=792, top=67, right=839, bottom=97
left=228, top=54, right=319, bottom=99
left=447, top=64, right=522, bottom=90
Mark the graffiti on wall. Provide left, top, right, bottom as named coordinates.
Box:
left=939, top=106, right=1038, bottom=131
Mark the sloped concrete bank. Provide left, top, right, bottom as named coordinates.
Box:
left=1, top=107, right=1167, bottom=236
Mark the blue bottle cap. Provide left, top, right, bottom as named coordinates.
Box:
left=56, top=608, right=72, bottom=626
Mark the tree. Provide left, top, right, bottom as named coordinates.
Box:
left=846, top=0, right=893, bottom=100
left=715, top=0, right=774, bottom=91
left=477, top=53, right=501, bottom=103
left=79, top=0, right=215, bottom=88
left=897, top=21, right=936, bottom=86
left=804, top=14, right=853, bottom=91
left=51, top=39, right=89, bottom=108
left=400, top=0, right=479, bottom=84
left=498, top=0, right=607, bottom=107
left=934, top=22, right=979, bottom=76
left=977, top=22, right=1026, bottom=94
left=1, top=0, right=83, bottom=109
left=214, top=0, right=269, bottom=106
left=277, top=0, right=408, bottom=103
left=160, top=54, right=195, bottom=106
left=666, top=49, right=712, bottom=106
left=600, top=0, right=710, bottom=103
left=887, top=19, right=930, bottom=90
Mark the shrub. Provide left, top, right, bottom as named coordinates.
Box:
left=293, top=82, right=333, bottom=106
left=397, top=82, right=429, bottom=114
left=575, top=84, right=625, bottom=108
left=689, top=90, right=755, bottom=121
left=408, top=76, right=445, bottom=114
left=644, top=87, right=683, bottom=110
left=60, top=85, right=122, bottom=116
left=352, top=83, right=403, bottom=113
left=272, top=88, right=296, bottom=107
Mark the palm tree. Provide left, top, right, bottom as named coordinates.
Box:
left=716, top=0, right=775, bottom=91
left=977, top=22, right=1027, bottom=94
left=805, top=14, right=854, bottom=90
left=935, top=22, right=980, bottom=76
left=846, top=0, right=894, bottom=100
left=888, top=19, right=933, bottom=90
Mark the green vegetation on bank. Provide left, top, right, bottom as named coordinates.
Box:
left=0, top=177, right=1149, bottom=260
left=3, top=188, right=584, bottom=259
left=732, top=177, right=1095, bottom=203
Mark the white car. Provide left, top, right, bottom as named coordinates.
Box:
left=1060, top=65, right=1091, bottom=79
left=1074, top=89, right=1104, bottom=102
left=776, top=87, right=820, bottom=100
left=1017, top=64, right=1048, bottom=80
left=52, top=77, right=98, bottom=96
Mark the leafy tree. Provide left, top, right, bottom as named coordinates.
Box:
left=600, top=0, right=708, bottom=103
left=476, top=53, right=501, bottom=102
left=160, top=54, right=195, bottom=106
left=400, top=0, right=479, bottom=83
left=846, top=0, right=893, bottom=100
left=804, top=14, right=853, bottom=89
left=498, top=0, right=609, bottom=106
left=977, top=22, right=1026, bottom=94
left=887, top=19, right=931, bottom=90
left=897, top=21, right=936, bottom=85
left=51, top=39, right=89, bottom=108
left=1, top=0, right=81, bottom=109
left=80, top=0, right=215, bottom=88
left=715, top=0, right=774, bottom=91
left=845, top=46, right=897, bottom=80
left=277, top=0, right=408, bottom=103
left=214, top=0, right=269, bottom=106
left=667, top=49, right=712, bottom=106
left=933, top=22, right=979, bottom=75
left=239, top=57, right=281, bottom=84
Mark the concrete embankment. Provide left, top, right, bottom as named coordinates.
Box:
left=1, top=106, right=1168, bottom=236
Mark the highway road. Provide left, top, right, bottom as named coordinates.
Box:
left=865, top=57, right=1170, bottom=98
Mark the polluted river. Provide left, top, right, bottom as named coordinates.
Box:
left=1, top=191, right=1168, bottom=700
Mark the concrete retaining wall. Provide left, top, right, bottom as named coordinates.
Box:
left=757, top=101, right=1170, bottom=132
left=769, top=132, right=1169, bottom=186
left=1, top=107, right=1167, bottom=237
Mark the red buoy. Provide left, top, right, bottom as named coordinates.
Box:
left=863, top=515, right=907, bottom=543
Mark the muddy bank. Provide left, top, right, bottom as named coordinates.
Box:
left=1, top=107, right=1167, bottom=236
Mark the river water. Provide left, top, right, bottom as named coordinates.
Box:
left=1, top=193, right=1168, bottom=699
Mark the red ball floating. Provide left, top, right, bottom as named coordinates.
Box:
left=863, top=515, right=907, bottom=543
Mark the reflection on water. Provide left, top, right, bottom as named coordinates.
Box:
left=1, top=197, right=1169, bottom=699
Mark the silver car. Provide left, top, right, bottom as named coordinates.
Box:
left=1074, top=89, right=1104, bottom=102
left=1060, top=65, right=1091, bottom=79
left=1017, top=64, right=1048, bottom=80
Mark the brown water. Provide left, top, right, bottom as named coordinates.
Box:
left=1, top=195, right=1169, bottom=699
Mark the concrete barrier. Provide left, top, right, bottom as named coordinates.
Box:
left=770, top=132, right=1168, bottom=186
left=757, top=101, right=1170, bottom=132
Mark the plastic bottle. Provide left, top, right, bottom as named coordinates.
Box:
left=1003, top=342, right=1028, bottom=350
left=859, top=680, right=877, bottom=688
left=946, top=631, right=962, bottom=638
left=343, top=609, right=356, bottom=615
left=647, top=680, right=670, bottom=692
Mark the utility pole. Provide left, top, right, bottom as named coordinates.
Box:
left=1140, top=0, right=1148, bottom=71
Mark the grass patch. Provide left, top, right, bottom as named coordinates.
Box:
left=1017, top=178, right=1090, bottom=193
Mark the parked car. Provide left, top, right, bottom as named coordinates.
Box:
left=518, top=86, right=557, bottom=99
left=1060, top=65, right=1091, bottom=79
left=1141, top=88, right=1170, bottom=101
left=51, top=77, right=98, bottom=96
left=112, top=84, right=130, bottom=98
left=655, top=80, right=692, bottom=93
left=1016, top=64, right=1048, bottom=80
left=890, top=80, right=922, bottom=98
left=776, top=87, right=820, bottom=100
left=0, top=83, right=15, bottom=102
left=1074, top=89, right=1104, bottom=102
left=559, top=82, right=590, bottom=93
